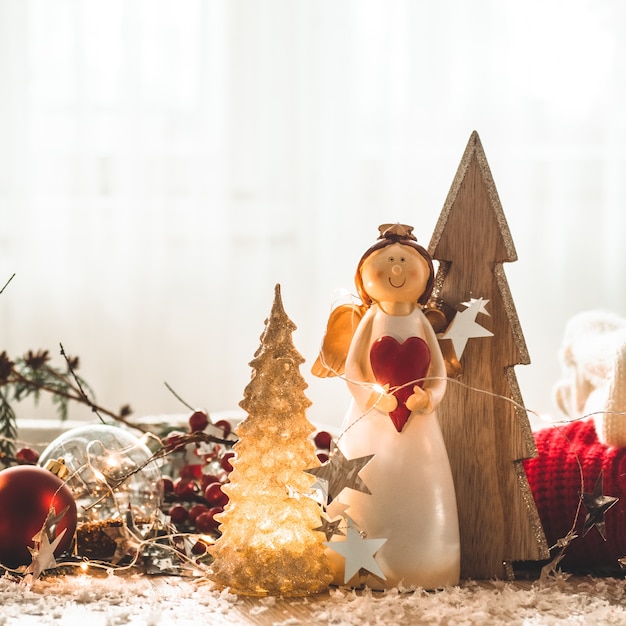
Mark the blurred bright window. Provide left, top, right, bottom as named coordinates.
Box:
left=1, top=0, right=625, bottom=428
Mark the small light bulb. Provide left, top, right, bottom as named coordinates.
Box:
left=104, top=453, right=121, bottom=470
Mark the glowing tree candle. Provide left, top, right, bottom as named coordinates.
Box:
left=208, top=284, right=332, bottom=596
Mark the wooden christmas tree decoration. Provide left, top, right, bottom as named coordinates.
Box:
left=428, top=131, right=549, bottom=579
left=208, top=284, right=332, bottom=596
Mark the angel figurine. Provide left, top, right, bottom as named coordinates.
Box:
left=313, top=223, right=460, bottom=589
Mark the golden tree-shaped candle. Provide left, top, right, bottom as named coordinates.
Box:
left=208, top=284, right=332, bottom=596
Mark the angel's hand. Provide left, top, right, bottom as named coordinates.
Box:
left=367, top=385, right=398, bottom=413
left=406, top=386, right=432, bottom=413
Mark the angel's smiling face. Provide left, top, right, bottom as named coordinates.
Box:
left=360, top=243, right=429, bottom=305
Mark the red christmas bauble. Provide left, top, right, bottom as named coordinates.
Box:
left=0, top=465, right=77, bottom=569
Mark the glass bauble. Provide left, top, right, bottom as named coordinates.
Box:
left=38, top=424, right=162, bottom=524
left=0, top=465, right=77, bottom=568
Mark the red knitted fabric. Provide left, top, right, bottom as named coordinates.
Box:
left=524, top=419, right=626, bottom=568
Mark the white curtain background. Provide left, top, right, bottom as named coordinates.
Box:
left=1, top=0, right=625, bottom=431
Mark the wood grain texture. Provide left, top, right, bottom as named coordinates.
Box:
left=428, top=131, right=549, bottom=579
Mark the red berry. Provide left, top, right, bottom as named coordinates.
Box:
left=189, top=410, right=209, bottom=433
left=314, top=431, right=333, bottom=451
left=168, top=504, right=188, bottom=524
left=204, top=482, right=228, bottom=508
left=220, top=452, right=235, bottom=473
left=195, top=507, right=223, bottom=533
left=191, top=540, right=207, bottom=555
left=174, top=478, right=197, bottom=500
left=161, top=476, right=174, bottom=493
left=15, top=447, right=40, bottom=465
left=214, top=419, right=232, bottom=438
left=180, top=464, right=203, bottom=480
left=316, top=452, right=329, bottom=464
left=164, top=430, right=186, bottom=452
left=188, top=503, right=209, bottom=523
left=200, top=474, right=221, bottom=490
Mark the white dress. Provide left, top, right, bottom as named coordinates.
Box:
left=330, top=304, right=460, bottom=590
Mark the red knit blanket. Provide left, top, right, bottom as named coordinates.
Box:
left=525, top=419, right=626, bottom=568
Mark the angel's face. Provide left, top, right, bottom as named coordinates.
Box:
left=360, top=243, right=429, bottom=305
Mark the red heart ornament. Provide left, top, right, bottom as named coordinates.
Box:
left=370, top=336, right=431, bottom=432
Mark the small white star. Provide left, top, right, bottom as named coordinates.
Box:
left=325, top=516, right=387, bottom=584
left=461, top=297, right=491, bottom=316
left=442, top=297, right=494, bottom=359
left=153, top=557, right=176, bottom=572
left=24, top=527, right=67, bottom=582
left=305, top=447, right=374, bottom=504
left=309, top=477, right=330, bottom=506
left=21, top=504, right=72, bottom=584
left=314, top=515, right=345, bottom=541
left=326, top=500, right=350, bottom=520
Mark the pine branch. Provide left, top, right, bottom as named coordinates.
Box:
left=0, top=276, right=146, bottom=463
left=163, top=381, right=195, bottom=412
left=0, top=273, right=15, bottom=295
left=0, top=345, right=147, bottom=464
left=59, top=343, right=147, bottom=433
left=0, top=390, right=18, bottom=468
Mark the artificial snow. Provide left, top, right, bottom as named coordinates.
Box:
left=1, top=573, right=626, bottom=624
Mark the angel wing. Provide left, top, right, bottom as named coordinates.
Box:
left=311, top=303, right=367, bottom=378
